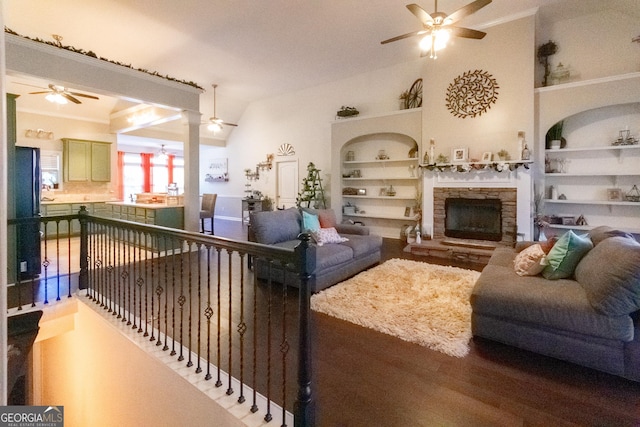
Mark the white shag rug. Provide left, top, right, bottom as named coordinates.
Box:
left=311, top=258, right=481, bottom=358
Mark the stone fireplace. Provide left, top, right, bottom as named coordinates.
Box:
left=433, top=187, right=517, bottom=246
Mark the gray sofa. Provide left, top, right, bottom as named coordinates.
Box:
left=249, top=207, right=382, bottom=292
left=471, top=226, right=640, bottom=381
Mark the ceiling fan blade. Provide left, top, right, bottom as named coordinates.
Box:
left=69, top=92, right=99, bottom=100
left=28, top=91, right=52, bottom=95
left=381, top=30, right=426, bottom=45
left=406, top=3, right=434, bottom=25
left=63, top=93, right=82, bottom=104
left=450, top=26, right=487, bottom=39
left=446, top=0, right=492, bottom=25
left=15, top=82, right=48, bottom=90
left=220, top=121, right=238, bottom=127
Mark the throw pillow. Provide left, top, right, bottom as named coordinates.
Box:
left=302, top=210, right=321, bottom=233
left=542, top=230, right=593, bottom=280
left=311, top=227, right=349, bottom=246
left=513, top=244, right=547, bottom=276
left=575, top=236, right=640, bottom=316
left=317, top=209, right=337, bottom=228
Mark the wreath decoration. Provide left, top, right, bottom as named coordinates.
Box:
left=445, top=69, right=499, bottom=118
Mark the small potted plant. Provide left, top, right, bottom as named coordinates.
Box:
left=546, top=120, right=564, bottom=149
left=537, top=40, right=558, bottom=87
left=399, top=90, right=410, bottom=109
left=497, top=149, right=510, bottom=161
left=336, top=106, right=359, bottom=118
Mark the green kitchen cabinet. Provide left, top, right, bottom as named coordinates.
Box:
left=91, top=142, right=111, bottom=181
left=62, top=138, right=112, bottom=182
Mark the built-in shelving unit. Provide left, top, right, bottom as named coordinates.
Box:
left=536, top=73, right=640, bottom=236
left=541, top=112, right=640, bottom=235
left=331, top=108, right=422, bottom=239
left=342, top=157, right=420, bottom=220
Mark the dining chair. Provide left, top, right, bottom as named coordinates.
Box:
left=199, top=193, right=217, bottom=234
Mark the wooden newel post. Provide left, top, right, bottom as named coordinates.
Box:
left=78, top=206, right=89, bottom=290
left=294, top=232, right=316, bottom=427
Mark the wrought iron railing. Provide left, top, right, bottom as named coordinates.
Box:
left=8, top=207, right=315, bottom=426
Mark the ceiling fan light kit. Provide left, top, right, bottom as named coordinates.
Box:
left=382, top=0, right=491, bottom=59
left=203, top=84, right=238, bottom=132
left=29, top=83, right=100, bottom=104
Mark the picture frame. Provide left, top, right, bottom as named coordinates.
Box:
left=607, top=188, right=623, bottom=201
left=404, top=206, right=411, bottom=217
left=205, top=158, right=229, bottom=182
left=481, top=151, right=492, bottom=162
left=452, top=147, right=468, bottom=163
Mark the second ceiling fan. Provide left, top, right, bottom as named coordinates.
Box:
left=28, top=83, right=99, bottom=104
left=382, top=0, right=491, bottom=59
left=202, top=84, right=237, bottom=132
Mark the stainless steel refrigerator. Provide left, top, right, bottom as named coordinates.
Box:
left=14, top=146, right=42, bottom=278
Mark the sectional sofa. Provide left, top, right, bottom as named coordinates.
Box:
left=471, top=226, right=640, bottom=381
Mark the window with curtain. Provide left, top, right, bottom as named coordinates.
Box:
left=119, top=152, right=183, bottom=199
left=122, top=152, right=144, bottom=200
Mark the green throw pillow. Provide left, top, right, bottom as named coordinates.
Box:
left=302, top=210, right=321, bottom=232
left=542, top=230, right=593, bottom=280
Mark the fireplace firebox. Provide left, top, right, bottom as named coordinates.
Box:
left=445, top=198, right=502, bottom=241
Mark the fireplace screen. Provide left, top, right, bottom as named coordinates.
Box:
left=445, top=198, right=502, bottom=241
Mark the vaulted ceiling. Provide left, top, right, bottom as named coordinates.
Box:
left=4, top=0, right=639, bottom=141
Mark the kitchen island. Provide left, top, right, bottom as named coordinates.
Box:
left=41, top=200, right=184, bottom=253
left=106, top=201, right=184, bottom=230
left=106, top=201, right=185, bottom=253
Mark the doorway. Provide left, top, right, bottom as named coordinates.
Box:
left=276, top=159, right=298, bottom=209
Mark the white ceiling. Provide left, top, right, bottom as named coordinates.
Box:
left=4, top=0, right=640, bottom=142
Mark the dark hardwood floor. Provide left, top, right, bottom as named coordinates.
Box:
left=215, top=218, right=640, bottom=427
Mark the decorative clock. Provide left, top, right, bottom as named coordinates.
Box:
left=445, top=70, right=499, bottom=118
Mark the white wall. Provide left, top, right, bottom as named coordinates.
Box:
left=204, top=58, right=425, bottom=210
left=34, top=301, right=244, bottom=427
left=210, top=7, right=639, bottom=231
left=16, top=111, right=118, bottom=198
left=421, top=16, right=536, bottom=162
left=535, top=10, right=640, bottom=88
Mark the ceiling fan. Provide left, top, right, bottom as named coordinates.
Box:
left=381, top=0, right=491, bottom=59
left=202, top=84, right=237, bottom=132
left=27, top=83, right=99, bottom=104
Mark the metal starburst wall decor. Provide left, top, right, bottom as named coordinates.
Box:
left=445, top=70, right=499, bottom=118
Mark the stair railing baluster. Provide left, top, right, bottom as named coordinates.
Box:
left=195, top=242, right=203, bottom=374
left=170, top=238, right=177, bottom=356
left=205, top=244, right=213, bottom=380
left=161, top=236, right=169, bottom=351
left=281, top=267, right=289, bottom=427
left=215, top=247, right=223, bottom=387
left=250, top=262, right=259, bottom=414
left=226, top=249, right=234, bottom=396
left=177, top=240, right=185, bottom=361
left=186, top=241, right=194, bottom=367
left=237, top=252, right=247, bottom=405
left=149, top=235, right=156, bottom=343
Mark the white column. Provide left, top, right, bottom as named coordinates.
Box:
left=182, top=110, right=201, bottom=232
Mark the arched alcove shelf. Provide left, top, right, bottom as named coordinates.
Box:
left=537, top=74, right=640, bottom=236
left=331, top=109, right=422, bottom=238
